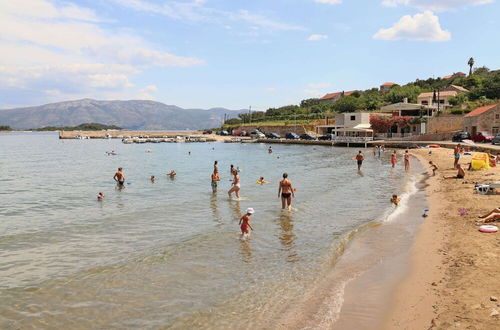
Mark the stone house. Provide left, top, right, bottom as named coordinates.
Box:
left=417, top=91, right=457, bottom=108
left=318, top=90, right=357, bottom=104
left=463, top=103, right=500, bottom=135
left=443, top=85, right=469, bottom=94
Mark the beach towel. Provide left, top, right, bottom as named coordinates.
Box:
left=471, top=153, right=490, bottom=170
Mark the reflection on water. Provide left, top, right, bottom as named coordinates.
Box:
left=239, top=240, right=253, bottom=263
left=277, top=212, right=298, bottom=263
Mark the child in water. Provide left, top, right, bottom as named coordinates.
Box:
left=239, top=208, right=254, bottom=237
left=390, top=194, right=400, bottom=206
left=97, top=192, right=104, bottom=201
left=150, top=175, right=155, bottom=183
left=256, top=177, right=268, bottom=184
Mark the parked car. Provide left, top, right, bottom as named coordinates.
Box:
left=232, top=129, right=247, bottom=136
left=491, top=134, right=500, bottom=145
left=203, top=130, right=212, bottom=134
left=285, top=132, right=300, bottom=140
left=472, top=131, right=494, bottom=143
left=249, top=130, right=266, bottom=139
left=300, top=133, right=317, bottom=140
left=318, top=134, right=335, bottom=140
left=451, top=131, right=471, bottom=142
left=266, top=132, right=281, bottom=139
left=218, top=130, right=229, bottom=136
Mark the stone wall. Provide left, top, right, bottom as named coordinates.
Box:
left=426, top=115, right=464, bottom=133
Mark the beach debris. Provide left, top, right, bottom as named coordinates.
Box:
left=422, top=209, right=429, bottom=217
left=458, top=209, right=468, bottom=216
left=490, top=309, right=499, bottom=317
left=431, top=282, right=438, bottom=286
left=491, top=296, right=498, bottom=302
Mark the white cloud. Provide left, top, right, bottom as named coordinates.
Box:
left=373, top=11, right=451, bottom=41
left=381, top=0, right=493, bottom=11
left=0, top=0, right=203, bottom=105
left=111, top=0, right=304, bottom=31
left=303, top=89, right=324, bottom=97
left=308, top=34, right=329, bottom=41
left=265, top=87, right=277, bottom=92
left=308, top=82, right=331, bottom=89
left=313, top=0, right=342, bottom=4
left=137, top=85, right=159, bottom=100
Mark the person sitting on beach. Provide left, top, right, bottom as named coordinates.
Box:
left=278, top=173, right=294, bottom=210
left=97, top=192, right=104, bottom=201
left=150, top=175, right=155, bottom=183
left=390, top=194, right=400, bottom=206
left=444, top=164, right=465, bottom=179
left=478, top=207, right=500, bottom=219
left=256, top=177, right=268, bottom=185
left=211, top=169, right=220, bottom=193
left=168, top=170, right=176, bottom=178
left=478, top=208, right=500, bottom=223
left=429, top=161, right=438, bottom=176
left=113, top=167, right=125, bottom=186
left=239, top=208, right=254, bottom=237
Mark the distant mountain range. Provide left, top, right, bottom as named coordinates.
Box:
left=0, top=99, right=248, bottom=130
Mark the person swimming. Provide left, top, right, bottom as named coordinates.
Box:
left=256, top=177, right=268, bottom=184
left=151, top=175, right=155, bottom=183
left=239, top=208, right=254, bottom=236
left=168, top=170, right=176, bottom=178
left=97, top=192, right=104, bottom=201
left=268, top=146, right=273, bottom=154
left=390, top=194, right=400, bottom=206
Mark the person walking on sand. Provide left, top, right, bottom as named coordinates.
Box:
left=355, top=151, right=364, bottom=171
left=239, top=208, right=254, bottom=237
left=228, top=169, right=240, bottom=199
left=278, top=173, right=295, bottom=210
left=390, top=150, right=397, bottom=168
left=113, top=167, right=125, bottom=186
left=454, top=144, right=461, bottom=169
left=429, top=161, right=438, bottom=176
left=404, top=150, right=410, bottom=171
left=211, top=169, right=220, bottom=193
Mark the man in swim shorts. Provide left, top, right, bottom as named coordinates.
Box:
left=211, top=169, right=220, bottom=193
left=113, top=167, right=125, bottom=186
left=278, top=173, right=294, bottom=210
left=355, top=151, right=364, bottom=171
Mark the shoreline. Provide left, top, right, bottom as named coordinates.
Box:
left=383, top=148, right=500, bottom=329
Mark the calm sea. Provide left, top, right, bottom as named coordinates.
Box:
left=0, top=132, right=423, bottom=329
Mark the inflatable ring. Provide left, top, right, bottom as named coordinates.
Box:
left=479, top=225, right=498, bottom=233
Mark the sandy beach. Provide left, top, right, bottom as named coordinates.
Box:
left=384, top=148, right=500, bottom=329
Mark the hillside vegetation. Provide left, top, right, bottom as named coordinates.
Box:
left=224, top=66, right=499, bottom=127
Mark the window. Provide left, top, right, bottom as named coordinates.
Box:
left=421, top=100, right=428, bottom=105
left=496, top=114, right=500, bottom=120
left=350, top=115, right=355, bottom=121
left=493, top=127, right=499, bottom=134
left=439, top=99, right=445, bottom=104
left=413, top=126, right=416, bottom=132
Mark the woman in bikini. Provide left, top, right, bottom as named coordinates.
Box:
left=278, top=173, right=295, bottom=210
left=228, top=170, right=240, bottom=199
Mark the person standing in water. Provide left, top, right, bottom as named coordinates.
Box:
left=214, top=160, right=218, bottom=172
left=239, top=208, right=254, bottom=237
left=211, top=169, right=220, bottom=193
left=390, top=150, right=397, bottom=168
left=113, top=167, right=125, bottom=186
left=228, top=169, right=240, bottom=199
left=355, top=151, right=364, bottom=171
left=404, top=150, right=410, bottom=171
left=278, top=173, right=294, bottom=210
left=268, top=146, right=273, bottom=154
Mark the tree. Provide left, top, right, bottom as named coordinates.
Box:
left=300, top=98, right=320, bottom=107
left=369, top=115, right=392, bottom=133
left=468, top=57, right=474, bottom=76
left=332, top=96, right=361, bottom=113
left=0, top=125, right=12, bottom=131
left=384, top=85, right=422, bottom=104
left=392, top=116, right=412, bottom=130
left=224, top=118, right=241, bottom=125
left=449, top=93, right=468, bottom=106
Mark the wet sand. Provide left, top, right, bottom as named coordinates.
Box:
left=384, top=148, right=500, bottom=329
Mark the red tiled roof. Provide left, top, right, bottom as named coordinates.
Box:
left=320, top=90, right=357, bottom=100
left=465, top=104, right=499, bottom=117
left=442, top=74, right=453, bottom=79
left=381, top=82, right=397, bottom=86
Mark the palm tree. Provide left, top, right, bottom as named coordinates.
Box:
left=468, top=57, right=474, bottom=76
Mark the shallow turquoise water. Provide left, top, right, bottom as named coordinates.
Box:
left=0, top=132, right=416, bottom=328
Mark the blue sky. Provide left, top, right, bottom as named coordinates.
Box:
left=0, top=0, right=499, bottom=110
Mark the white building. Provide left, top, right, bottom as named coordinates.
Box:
left=316, top=112, right=374, bottom=139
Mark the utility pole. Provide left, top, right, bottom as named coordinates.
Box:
left=249, top=106, right=252, bottom=124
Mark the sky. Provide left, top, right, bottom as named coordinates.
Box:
left=0, top=0, right=499, bottom=110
